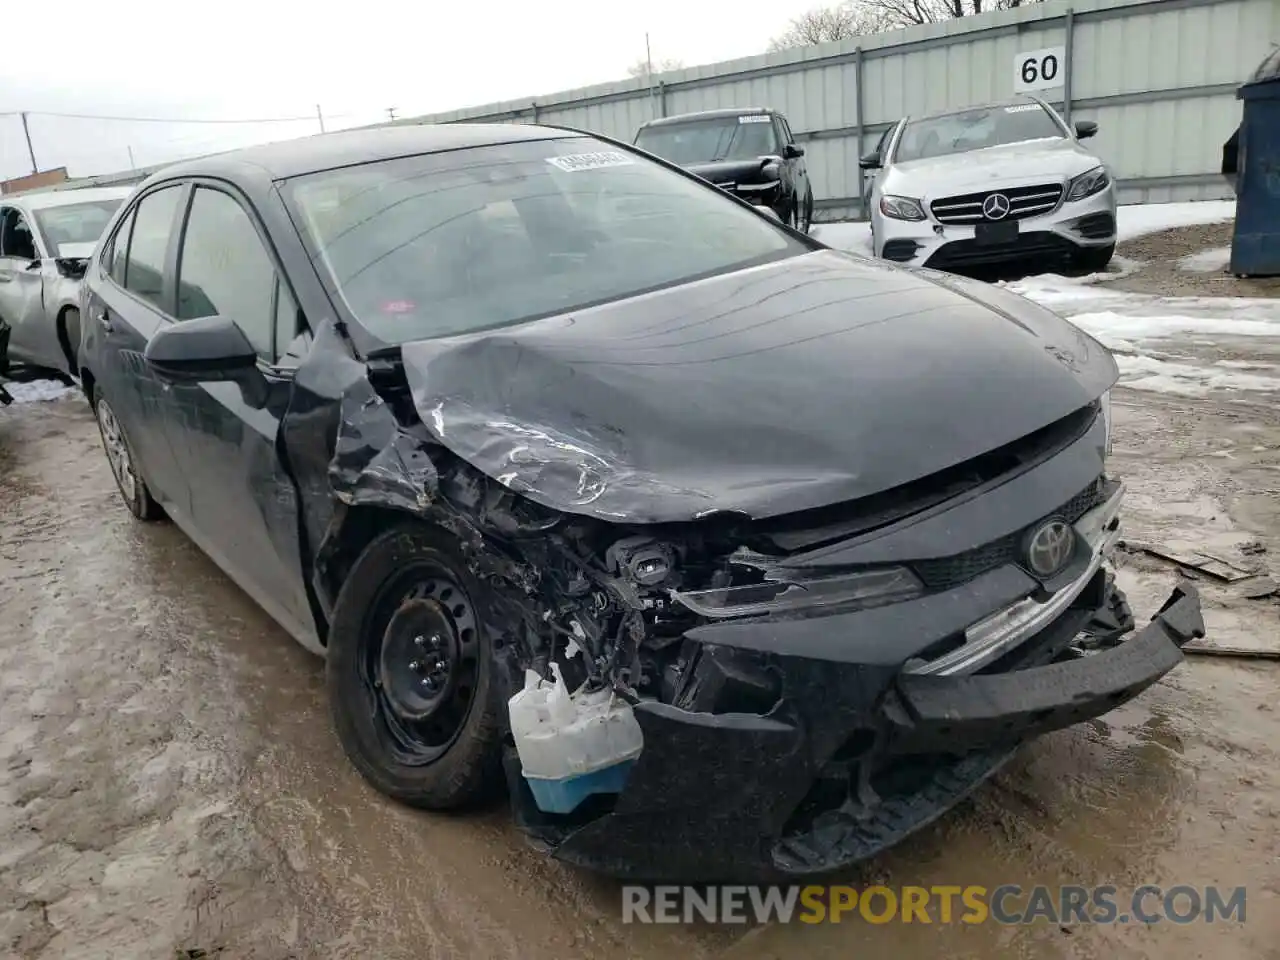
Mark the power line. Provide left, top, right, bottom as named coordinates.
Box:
left=0, top=108, right=352, bottom=125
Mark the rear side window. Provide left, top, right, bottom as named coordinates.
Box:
left=123, top=186, right=182, bottom=309
left=176, top=187, right=280, bottom=361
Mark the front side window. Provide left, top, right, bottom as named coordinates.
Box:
left=123, top=186, right=183, bottom=309
left=635, top=115, right=781, bottom=165
left=283, top=136, right=802, bottom=345
left=33, top=200, right=125, bottom=257
left=893, top=103, right=1065, bottom=164
left=176, top=187, right=278, bottom=360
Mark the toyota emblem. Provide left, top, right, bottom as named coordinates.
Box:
left=982, top=193, right=1012, bottom=220
left=1024, top=519, right=1076, bottom=577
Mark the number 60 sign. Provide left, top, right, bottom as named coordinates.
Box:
left=1013, top=46, right=1066, bottom=93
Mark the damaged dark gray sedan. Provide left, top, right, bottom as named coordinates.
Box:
left=79, top=123, right=1205, bottom=881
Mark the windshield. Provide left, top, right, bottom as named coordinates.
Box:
left=33, top=200, right=124, bottom=256
left=283, top=136, right=801, bottom=345
left=893, top=103, right=1065, bottom=163
left=635, top=116, right=779, bottom=165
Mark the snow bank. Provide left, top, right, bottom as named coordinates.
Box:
left=1116, top=355, right=1280, bottom=396
left=4, top=380, right=77, bottom=404
left=1116, top=201, right=1235, bottom=242
left=1177, top=247, right=1231, bottom=274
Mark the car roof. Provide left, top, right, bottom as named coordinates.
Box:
left=904, top=96, right=1047, bottom=124
left=638, top=107, right=775, bottom=130
left=151, top=123, right=581, bottom=183
left=5, top=186, right=135, bottom=211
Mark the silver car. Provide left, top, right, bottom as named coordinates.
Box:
left=0, top=186, right=134, bottom=376
left=862, top=97, right=1116, bottom=273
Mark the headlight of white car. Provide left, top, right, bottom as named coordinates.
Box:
left=1066, top=166, right=1111, bottom=202
left=1101, top=389, right=1113, bottom=456
left=879, top=195, right=926, bottom=221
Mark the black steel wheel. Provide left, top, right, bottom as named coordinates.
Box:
left=327, top=523, right=503, bottom=808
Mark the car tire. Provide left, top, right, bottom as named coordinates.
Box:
left=94, top=393, right=164, bottom=522
left=799, top=190, right=814, bottom=234
left=326, top=522, right=504, bottom=810
left=1074, top=243, right=1115, bottom=274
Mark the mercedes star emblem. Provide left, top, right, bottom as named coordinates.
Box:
left=982, top=193, right=1012, bottom=220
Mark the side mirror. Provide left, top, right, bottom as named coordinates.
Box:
left=1074, top=120, right=1098, bottom=140
left=144, top=315, right=269, bottom=407
left=784, top=143, right=805, bottom=159
left=858, top=151, right=882, bottom=170
left=25, top=258, right=42, bottom=272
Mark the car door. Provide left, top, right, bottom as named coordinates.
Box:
left=776, top=115, right=809, bottom=207
left=82, top=183, right=191, bottom=512
left=161, top=181, right=318, bottom=648
left=0, top=205, right=47, bottom=366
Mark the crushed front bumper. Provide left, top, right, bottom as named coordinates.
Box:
left=512, top=579, right=1202, bottom=880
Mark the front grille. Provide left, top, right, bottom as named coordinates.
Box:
left=911, top=479, right=1105, bottom=591
left=924, top=231, right=1076, bottom=270
left=930, top=183, right=1065, bottom=224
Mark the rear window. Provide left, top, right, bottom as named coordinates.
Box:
left=283, top=136, right=801, bottom=345
left=635, top=115, right=780, bottom=165
left=893, top=103, right=1065, bottom=163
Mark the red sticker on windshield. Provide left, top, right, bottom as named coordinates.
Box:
left=381, top=300, right=416, bottom=314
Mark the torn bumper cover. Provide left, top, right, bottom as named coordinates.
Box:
left=512, top=580, right=1203, bottom=881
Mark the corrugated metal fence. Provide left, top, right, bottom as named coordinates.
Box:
left=400, top=0, right=1278, bottom=220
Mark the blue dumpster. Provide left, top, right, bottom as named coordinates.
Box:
left=1230, top=51, right=1280, bottom=277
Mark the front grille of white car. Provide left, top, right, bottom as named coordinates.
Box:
left=930, top=183, right=1065, bottom=224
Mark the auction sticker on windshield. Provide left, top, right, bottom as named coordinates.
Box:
left=546, top=151, right=636, bottom=172
left=738, top=115, right=772, bottom=123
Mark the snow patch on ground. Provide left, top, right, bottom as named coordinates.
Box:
left=811, top=221, right=872, bottom=256
left=4, top=380, right=77, bottom=404
left=1177, top=246, right=1231, bottom=274
left=1115, top=200, right=1235, bottom=242
left=1116, top=355, right=1280, bottom=396
left=1068, top=309, right=1280, bottom=346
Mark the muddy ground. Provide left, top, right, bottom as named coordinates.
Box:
left=1108, top=220, right=1280, bottom=299
left=3, top=231, right=1279, bottom=959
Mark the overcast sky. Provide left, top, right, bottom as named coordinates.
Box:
left=1, top=0, right=821, bottom=182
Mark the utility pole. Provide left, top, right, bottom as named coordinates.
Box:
left=645, top=33, right=655, bottom=115
left=127, top=145, right=136, bottom=170
left=387, top=106, right=398, bottom=122
left=316, top=104, right=326, bottom=133
left=20, top=112, right=38, bottom=174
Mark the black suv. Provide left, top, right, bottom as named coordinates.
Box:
left=635, top=108, right=814, bottom=232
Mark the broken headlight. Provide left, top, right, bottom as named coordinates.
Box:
left=671, top=566, right=923, bottom=620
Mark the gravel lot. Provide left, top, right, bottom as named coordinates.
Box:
left=2, top=224, right=1278, bottom=959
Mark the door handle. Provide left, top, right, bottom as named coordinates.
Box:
left=97, top=310, right=114, bottom=333
left=0, top=274, right=12, bottom=283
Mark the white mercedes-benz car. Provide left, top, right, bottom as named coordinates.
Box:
left=862, top=96, right=1116, bottom=273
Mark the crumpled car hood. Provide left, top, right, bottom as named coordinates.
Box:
left=399, top=249, right=1117, bottom=523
